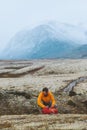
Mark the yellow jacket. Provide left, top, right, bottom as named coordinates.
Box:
left=37, top=91, right=56, bottom=108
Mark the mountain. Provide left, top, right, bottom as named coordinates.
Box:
left=0, top=22, right=87, bottom=59
left=66, top=44, right=87, bottom=58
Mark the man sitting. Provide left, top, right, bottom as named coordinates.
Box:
left=37, top=87, right=57, bottom=110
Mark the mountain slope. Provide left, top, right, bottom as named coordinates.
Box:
left=67, top=44, right=87, bottom=58
left=30, top=39, right=76, bottom=59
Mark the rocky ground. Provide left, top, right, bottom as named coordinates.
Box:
left=0, top=114, right=87, bottom=130
left=0, top=59, right=87, bottom=129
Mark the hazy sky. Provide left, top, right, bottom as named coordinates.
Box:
left=0, top=0, right=87, bottom=48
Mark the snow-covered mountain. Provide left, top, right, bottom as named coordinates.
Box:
left=0, top=22, right=87, bottom=59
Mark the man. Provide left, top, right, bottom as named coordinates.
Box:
left=37, top=87, right=57, bottom=109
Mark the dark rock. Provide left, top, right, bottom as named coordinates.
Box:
left=69, top=91, right=77, bottom=96
left=67, top=100, right=76, bottom=107
left=81, top=100, right=87, bottom=107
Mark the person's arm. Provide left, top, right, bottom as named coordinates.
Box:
left=37, top=92, right=45, bottom=108
left=50, top=92, right=56, bottom=107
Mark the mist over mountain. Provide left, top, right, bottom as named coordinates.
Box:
left=0, top=22, right=87, bottom=59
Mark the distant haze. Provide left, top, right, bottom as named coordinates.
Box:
left=0, top=0, right=87, bottom=49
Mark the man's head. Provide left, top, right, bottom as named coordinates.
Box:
left=42, top=87, right=49, bottom=96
